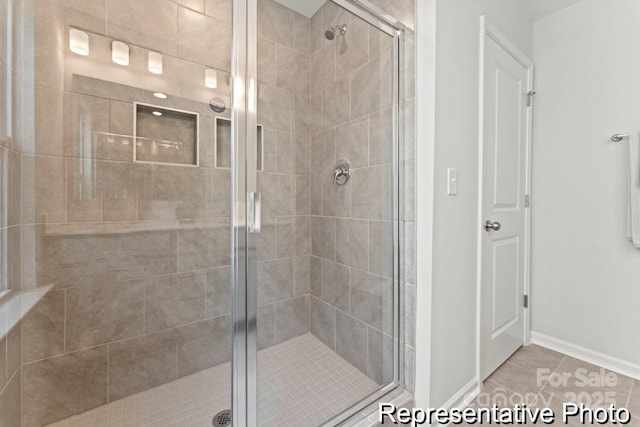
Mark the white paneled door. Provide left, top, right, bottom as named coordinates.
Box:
left=480, top=24, right=533, bottom=380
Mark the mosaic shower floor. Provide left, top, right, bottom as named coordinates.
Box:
left=47, top=334, right=379, bottom=427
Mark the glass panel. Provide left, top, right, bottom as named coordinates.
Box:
left=254, top=0, right=398, bottom=424
left=16, top=0, right=235, bottom=425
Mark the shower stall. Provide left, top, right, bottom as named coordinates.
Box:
left=0, top=0, right=416, bottom=425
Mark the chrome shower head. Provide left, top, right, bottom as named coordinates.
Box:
left=324, top=24, right=347, bottom=41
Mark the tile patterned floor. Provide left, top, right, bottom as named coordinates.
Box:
left=47, top=334, right=378, bottom=427
left=470, top=345, right=640, bottom=426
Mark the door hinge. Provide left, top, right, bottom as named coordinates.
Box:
left=527, top=91, right=537, bottom=107
left=524, top=295, right=529, bottom=308
left=525, top=194, right=530, bottom=208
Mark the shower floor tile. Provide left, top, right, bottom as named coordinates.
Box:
left=46, top=334, right=379, bottom=427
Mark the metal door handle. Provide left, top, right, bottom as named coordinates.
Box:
left=484, top=220, right=501, bottom=232
left=248, top=192, right=261, bottom=233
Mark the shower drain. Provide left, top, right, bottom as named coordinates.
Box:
left=212, top=409, right=232, bottom=427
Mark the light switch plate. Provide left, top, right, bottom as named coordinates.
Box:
left=447, top=168, right=458, bottom=195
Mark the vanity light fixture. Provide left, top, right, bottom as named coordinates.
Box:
left=69, top=28, right=90, bottom=56
left=148, top=52, right=163, bottom=74
left=112, top=41, right=130, bottom=66
left=152, top=111, right=163, bottom=116
left=153, top=92, right=168, bottom=99
left=205, top=68, right=218, bottom=89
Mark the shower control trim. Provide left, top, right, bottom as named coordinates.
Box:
left=333, top=160, right=352, bottom=186
left=248, top=192, right=261, bottom=233
left=484, top=220, right=501, bottom=232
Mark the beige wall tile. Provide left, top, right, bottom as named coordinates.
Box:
left=0, top=310, right=6, bottom=389
left=321, top=259, right=349, bottom=312
left=176, top=315, right=231, bottom=376
left=275, top=216, right=294, bottom=258
left=22, top=155, right=66, bottom=224
left=275, top=295, right=309, bottom=343
left=367, top=327, right=393, bottom=384
left=322, top=173, right=350, bottom=217
left=257, top=303, right=275, bottom=350
left=22, top=290, right=65, bottom=362
left=336, top=219, right=368, bottom=270
left=275, top=130, right=292, bottom=174
left=293, top=12, right=311, bottom=55
left=294, top=94, right=311, bottom=138
left=350, top=52, right=393, bottom=119
left=258, top=173, right=293, bottom=216
left=0, top=369, right=21, bottom=427
left=294, top=214, right=311, bottom=255
left=311, top=216, right=335, bottom=260
left=336, top=115, right=369, bottom=169
left=177, top=219, right=231, bottom=271
left=205, top=0, right=231, bottom=23
left=335, top=310, right=367, bottom=374
left=310, top=256, right=321, bottom=297
left=173, top=0, right=205, bottom=13
left=311, top=129, right=335, bottom=176
left=294, top=174, right=310, bottom=215
left=310, top=296, right=334, bottom=349
left=350, top=268, right=392, bottom=334
left=27, top=87, right=65, bottom=156
left=258, top=38, right=276, bottom=85
left=66, top=282, right=145, bottom=351
left=205, top=266, right=231, bottom=318
left=257, top=83, right=293, bottom=132
left=276, top=45, right=310, bottom=94
left=311, top=43, right=335, bottom=94
left=38, top=227, right=178, bottom=288
left=145, top=271, right=206, bottom=332
left=257, top=0, right=294, bottom=48
left=177, top=7, right=231, bottom=71
left=22, top=346, right=108, bottom=427
left=107, top=0, right=178, bottom=55
left=62, top=0, right=107, bottom=34
left=257, top=258, right=293, bottom=305
left=322, top=75, right=350, bottom=129
left=369, top=107, right=393, bottom=166
left=350, top=164, right=392, bottom=220
left=293, top=255, right=310, bottom=296
left=368, top=220, right=393, bottom=278
left=108, top=329, right=177, bottom=401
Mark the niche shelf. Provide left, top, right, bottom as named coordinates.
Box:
left=134, top=103, right=199, bottom=166
left=215, top=117, right=263, bottom=170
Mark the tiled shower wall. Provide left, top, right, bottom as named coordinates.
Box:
left=16, top=0, right=313, bottom=425
left=306, top=0, right=416, bottom=391
left=0, top=0, right=25, bottom=424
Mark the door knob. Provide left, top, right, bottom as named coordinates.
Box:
left=484, top=220, right=501, bottom=232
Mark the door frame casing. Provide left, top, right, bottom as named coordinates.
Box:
left=475, top=16, right=534, bottom=384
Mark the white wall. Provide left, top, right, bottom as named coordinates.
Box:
left=532, top=0, right=640, bottom=369
left=430, top=0, right=533, bottom=407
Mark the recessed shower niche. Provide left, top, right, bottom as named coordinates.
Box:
left=215, top=117, right=263, bottom=170
left=134, top=103, right=199, bottom=166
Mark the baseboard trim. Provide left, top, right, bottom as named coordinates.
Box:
left=441, top=378, right=481, bottom=412
left=531, top=332, right=640, bottom=380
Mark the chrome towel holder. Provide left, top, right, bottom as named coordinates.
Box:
left=611, top=133, right=630, bottom=142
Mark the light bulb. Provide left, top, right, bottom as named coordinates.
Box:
left=205, top=68, right=218, bottom=89
left=112, top=41, right=129, bottom=66
left=69, top=28, right=90, bottom=56
left=153, top=92, right=168, bottom=99
left=152, top=111, right=163, bottom=116
left=148, top=52, right=163, bottom=74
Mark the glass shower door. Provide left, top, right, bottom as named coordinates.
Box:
left=251, top=0, right=403, bottom=425
left=18, top=0, right=238, bottom=425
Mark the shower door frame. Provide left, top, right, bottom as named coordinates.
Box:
left=231, top=1, right=407, bottom=425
